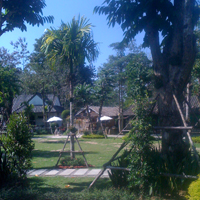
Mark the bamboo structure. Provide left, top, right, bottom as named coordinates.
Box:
left=173, top=94, right=200, bottom=164
left=88, top=93, right=200, bottom=190
left=88, top=141, right=128, bottom=189
left=55, top=132, right=88, bottom=168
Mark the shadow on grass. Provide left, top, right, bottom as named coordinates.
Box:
left=32, top=150, right=99, bottom=158
left=28, top=177, right=111, bottom=193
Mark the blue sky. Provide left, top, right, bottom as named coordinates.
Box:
left=0, top=0, right=146, bottom=70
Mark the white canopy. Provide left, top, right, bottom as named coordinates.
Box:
left=100, top=116, right=112, bottom=121
left=47, top=116, right=63, bottom=123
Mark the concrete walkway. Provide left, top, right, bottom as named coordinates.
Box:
left=28, top=168, right=110, bottom=178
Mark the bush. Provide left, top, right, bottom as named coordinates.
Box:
left=187, top=175, right=200, bottom=200
left=82, top=134, right=105, bottom=139
left=83, top=130, right=91, bottom=136
left=34, top=129, right=50, bottom=135
left=68, top=126, right=77, bottom=133
left=60, top=156, right=85, bottom=166
left=2, top=113, right=34, bottom=179
left=0, top=150, right=13, bottom=188
left=61, top=109, right=70, bottom=119
left=96, top=130, right=104, bottom=135
left=109, top=150, right=130, bottom=189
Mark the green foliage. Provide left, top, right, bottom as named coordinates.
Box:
left=83, top=131, right=91, bottom=136
left=42, top=16, right=99, bottom=126
left=109, top=150, right=130, bottom=189
left=2, top=113, right=34, bottom=178
left=187, top=175, right=200, bottom=200
left=82, top=134, right=105, bottom=139
left=0, top=150, right=12, bottom=187
left=96, top=130, right=104, bottom=135
left=34, top=129, right=49, bottom=135
left=126, top=53, right=153, bottom=98
left=68, top=126, right=78, bottom=134
left=61, top=110, right=70, bottom=119
left=0, top=66, right=20, bottom=119
left=192, top=136, right=200, bottom=143
left=0, top=186, right=138, bottom=200
left=127, top=93, right=157, bottom=196
left=60, top=156, right=85, bottom=166
left=0, top=0, right=54, bottom=36
left=94, top=1, right=200, bottom=47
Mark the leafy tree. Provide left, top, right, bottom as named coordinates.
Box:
left=0, top=47, right=19, bottom=68
left=0, top=0, right=54, bottom=36
left=10, top=37, right=30, bottom=70
left=126, top=52, right=153, bottom=99
left=94, top=0, right=200, bottom=159
left=93, top=66, right=115, bottom=130
left=0, top=66, right=20, bottom=123
left=42, top=16, right=99, bottom=158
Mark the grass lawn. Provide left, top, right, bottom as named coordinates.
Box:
left=28, top=176, right=111, bottom=193
left=32, top=136, right=124, bottom=169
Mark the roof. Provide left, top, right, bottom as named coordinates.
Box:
left=12, top=93, right=63, bottom=114
left=76, top=106, right=120, bottom=117
left=90, top=106, right=119, bottom=117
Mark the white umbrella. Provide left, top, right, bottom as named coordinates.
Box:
left=100, top=116, right=112, bottom=121
left=47, top=116, right=63, bottom=123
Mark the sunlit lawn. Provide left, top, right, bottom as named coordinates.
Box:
left=32, top=136, right=124, bottom=169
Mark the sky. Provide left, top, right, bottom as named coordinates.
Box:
left=0, top=0, right=146, bottom=70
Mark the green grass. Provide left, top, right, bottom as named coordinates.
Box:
left=32, top=136, right=124, bottom=169
left=28, top=176, right=111, bottom=193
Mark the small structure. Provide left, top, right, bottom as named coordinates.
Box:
left=12, top=93, right=64, bottom=127
left=75, top=106, right=134, bottom=134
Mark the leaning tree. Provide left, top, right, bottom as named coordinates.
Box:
left=94, top=0, right=200, bottom=160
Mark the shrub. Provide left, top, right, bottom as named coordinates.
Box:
left=61, top=109, right=70, bottom=119
left=109, top=150, right=130, bottom=189
left=83, top=130, right=90, bottom=136
left=187, top=175, right=200, bottom=200
left=82, top=134, right=105, bottom=139
left=2, top=113, right=34, bottom=178
left=60, top=156, right=85, bottom=166
left=68, top=126, right=77, bottom=133
left=0, top=150, right=13, bottom=188
left=96, top=130, right=104, bottom=135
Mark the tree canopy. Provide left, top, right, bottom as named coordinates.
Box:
left=0, top=0, right=54, bottom=36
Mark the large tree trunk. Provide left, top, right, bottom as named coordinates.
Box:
left=146, top=0, right=196, bottom=160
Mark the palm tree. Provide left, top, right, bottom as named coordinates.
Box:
left=41, top=16, right=99, bottom=158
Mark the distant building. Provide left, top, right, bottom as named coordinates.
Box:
left=12, top=93, right=64, bottom=127
left=75, top=106, right=134, bottom=134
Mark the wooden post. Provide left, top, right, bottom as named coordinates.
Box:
left=75, top=135, right=89, bottom=168
left=70, top=133, right=75, bottom=159
left=55, top=135, right=70, bottom=166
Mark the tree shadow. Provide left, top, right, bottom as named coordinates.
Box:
left=28, top=177, right=111, bottom=193
left=32, top=150, right=99, bottom=159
